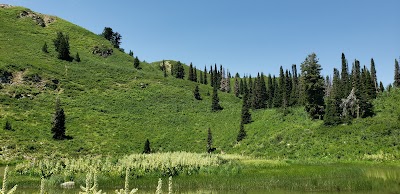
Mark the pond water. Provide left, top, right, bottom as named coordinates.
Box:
left=3, top=165, right=400, bottom=194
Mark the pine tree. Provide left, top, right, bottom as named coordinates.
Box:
left=273, top=76, right=281, bottom=108
left=194, top=85, right=202, bottom=100
left=379, top=81, right=385, bottom=93
left=210, top=66, right=214, bottom=87
left=239, top=78, right=244, bottom=95
left=143, top=139, right=151, bottom=154
left=207, top=128, right=214, bottom=153
left=162, top=60, right=167, bottom=77
left=199, top=71, right=204, bottom=84
left=359, top=67, right=374, bottom=118
left=234, top=75, right=240, bottom=97
left=267, top=74, right=274, bottom=108
left=194, top=68, right=198, bottom=82
left=75, top=52, right=81, bottom=62
left=4, top=120, right=12, bottom=131
left=290, top=64, right=299, bottom=106
left=188, top=63, right=194, bottom=81
left=52, top=98, right=66, bottom=140
left=241, top=92, right=252, bottom=124
left=42, top=42, right=48, bottom=53
left=277, top=67, right=285, bottom=107
left=300, top=53, right=325, bottom=119
left=394, top=59, right=400, bottom=87
left=259, top=73, right=267, bottom=108
left=352, top=60, right=361, bottom=98
left=211, top=86, right=222, bottom=111
left=53, top=32, right=71, bottom=61
left=173, top=61, right=185, bottom=79
left=134, top=56, right=140, bottom=69
left=225, top=70, right=231, bottom=93
left=341, top=53, right=351, bottom=99
left=203, top=66, right=208, bottom=85
left=370, top=58, right=378, bottom=93
left=236, top=123, right=246, bottom=142
left=324, top=68, right=341, bottom=125
left=128, top=50, right=134, bottom=57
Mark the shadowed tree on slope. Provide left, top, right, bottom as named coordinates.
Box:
left=42, top=42, right=48, bottom=53
left=194, top=85, right=202, bottom=100
left=143, top=139, right=151, bottom=154
left=241, top=92, right=252, bottom=124
left=207, top=128, right=215, bottom=153
left=134, top=56, right=140, bottom=69
left=101, top=27, right=122, bottom=49
left=237, top=123, right=246, bottom=142
left=211, top=86, right=223, bottom=111
left=4, top=120, right=13, bottom=131
left=52, top=98, right=67, bottom=140
left=53, top=32, right=71, bottom=61
left=75, top=52, right=80, bottom=62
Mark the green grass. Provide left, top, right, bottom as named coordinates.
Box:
left=0, top=6, right=399, bottom=163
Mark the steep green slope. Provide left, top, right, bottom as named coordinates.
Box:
left=0, top=6, right=398, bottom=161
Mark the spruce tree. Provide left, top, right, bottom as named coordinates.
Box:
left=267, top=74, right=274, bottom=108
left=4, top=120, right=12, bottom=131
left=241, top=92, right=252, bottom=124
left=199, top=71, right=203, bottom=84
left=225, top=70, right=231, bottom=93
left=203, top=66, right=208, bottom=85
left=211, top=86, right=222, bottom=111
left=340, top=53, right=350, bottom=99
left=324, top=68, right=341, bottom=125
left=352, top=60, right=361, bottom=97
left=207, top=128, right=214, bottom=153
left=273, top=76, right=281, bottom=108
left=300, top=53, right=325, bottom=119
left=234, top=76, right=240, bottom=97
left=290, top=64, right=299, bottom=106
left=53, top=32, right=71, bottom=61
left=239, top=78, right=244, bottom=95
left=194, top=85, right=202, bottom=100
left=75, top=52, right=81, bottom=62
left=188, top=63, right=194, bottom=81
left=143, top=139, right=151, bottom=154
left=128, top=50, right=134, bottom=57
left=134, top=56, right=140, bottom=69
left=173, top=61, right=185, bottom=79
left=236, top=123, right=246, bottom=142
left=194, top=68, right=198, bottom=82
left=51, top=98, right=66, bottom=140
left=394, top=59, right=400, bottom=87
left=42, top=42, right=48, bottom=53
left=379, top=81, right=385, bottom=93
left=370, top=58, right=378, bottom=93
left=210, top=66, right=214, bottom=87
left=259, top=73, right=267, bottom=108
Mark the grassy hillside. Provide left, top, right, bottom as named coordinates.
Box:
left=0, top=6, right=399, bottom=162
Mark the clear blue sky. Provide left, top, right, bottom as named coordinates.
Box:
left=3, top=0, right=399, bottom=85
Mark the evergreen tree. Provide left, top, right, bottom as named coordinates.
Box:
left=194, top=68, right=198, bottom=82
left=75, top=52, right=81, bottom=62
left=225, top=70, right=231, bottom=93
left=278, top=67, right=285, bottom=107
left=199, top=71, right=204, bottom=84
left=52, top=98, right=66, bottom=140
left=379, top=81, right=385, bottom=93
left=162, top=60, right=167, bottom=77
left=370, top=58, right=378, bottom=93
left=172, top=61, right=185, bottom=79
left=234, top=75, right=240, bottom=97
left=203, top=66, right=208, bottom=85
left=214, top=64, right=219, bottom=88
left=128, top=50, right=134, bottom=57
left=290, top=64, right=299, bottom=106
left=273, top=76, right=281, bottom=108
left=143, top=139, right=151, bottom=154
left=53, top=32, right=71, bottom=61
left=207, top=128, right=214, bottom=153
left=340, top=53, right=351, bottom=99
left=359, top=67, right=374, bottom=118
left=236, top=123, right=246, bottom=142
left=241, top=92, right=252, bottom=124
left=283, top=69, right=291, bottom=108
left=239, top=78, right=244, bottom=95
left=194, top=85, right=202, bottom=100
left=188, top=63, right=194, bottom=81
left=267, top=74, right=274, bottom=108
left=211, top=86, right=222, bottom=111
left=300, top=53, right=325, bottom=119
left=210, top=66, right=214, bottom=87
left=324, top=68, right=342, bottom=125
left=42, top=42, right=48, bottom=53
left=134, top=56, right=140, bottom=69
left=101, top=27, right=122, bottom=48
left=4, top=120, right=12, bottom=131
left=395, top=59, right=400, bottom=87
left=352, top=60, right=361, bottom=97
left=259, top=73, right=267, bottom=108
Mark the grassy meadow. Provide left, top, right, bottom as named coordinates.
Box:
left=0, top=6, right=400, bottom=193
